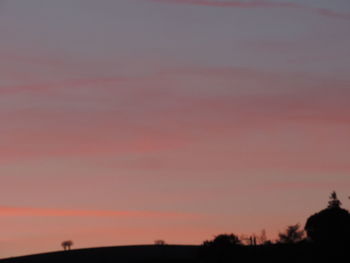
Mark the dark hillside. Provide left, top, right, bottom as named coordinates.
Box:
left=2, top=243, right=350, bottom=263
left=0, top=245, right=200, bottom=263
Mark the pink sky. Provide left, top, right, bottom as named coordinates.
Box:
left=0, top=0, right=350, bottom=258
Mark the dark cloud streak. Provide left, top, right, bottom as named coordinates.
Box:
left=150, top=0, right=350, bottom=21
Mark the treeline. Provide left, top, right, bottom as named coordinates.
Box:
left=199, top=192, right=350, bottom=263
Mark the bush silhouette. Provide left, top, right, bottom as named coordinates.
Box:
left=203, top=234, right=241, bottom=248
left=305, top=192, right=350, bottom=244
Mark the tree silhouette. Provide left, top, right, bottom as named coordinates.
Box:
left=258, top=229, right=269, bottom=245
left=305, top=192, right=350, bottom=244
left=203, top=234, right=241, bottom=248
left=61, top=240, right=74, bottom=251
left=154, top=240, right=166, bottom=245
left=201, top=234, right=241, bottom=263
left=328, top=191, right=342, bottom=208
left=278, top=224, right=305, bottom=244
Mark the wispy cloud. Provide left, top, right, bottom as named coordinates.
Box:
left=151, top=0, right=299, bottom=8
left=0, top=77, right=130, bottom=95
left=0, top=206, right=196, bottom=219
left=1, top=66, right=350, bottom=168
left=150, top=0, right=350, bottom=20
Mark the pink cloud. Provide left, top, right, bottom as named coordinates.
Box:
left=0, top=206, right=196, bottom=219
left=150, top=0, right=350, bottom=20
left=1, top=65, right=350, bottom=176
left=265, top=181, right=350, bottom=190
left=0, top=77, right=130, bottom=95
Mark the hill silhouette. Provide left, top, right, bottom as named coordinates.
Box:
left=1, top=243, right=349, bottom=263
left=0, top=245, right=200, bottom=263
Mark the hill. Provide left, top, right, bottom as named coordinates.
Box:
left=2, top=243, right=350, bottom=263
left=0, top=245, right=200, bottom=263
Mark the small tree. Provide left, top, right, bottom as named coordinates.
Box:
left=278, top=224, right=305, bottom=244
left=328, top=191, right=342, bottom=209
left=61, top=240, right=74, bottom=251
left=154, top=240, right=166, bottom=245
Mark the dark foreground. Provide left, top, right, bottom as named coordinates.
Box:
left=1, top=243, right=349, bottom=263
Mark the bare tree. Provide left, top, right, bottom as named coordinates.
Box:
left=278, top=224, right=305, bottom=244
left=61, top=240, right=74, bottom=251
left=258, top=229, right=268, bottom=245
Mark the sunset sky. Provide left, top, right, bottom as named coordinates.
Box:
left=1, top=0, right=350, bottom=258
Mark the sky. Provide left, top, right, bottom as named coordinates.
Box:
left=0, top=0, right=350, bottom=258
